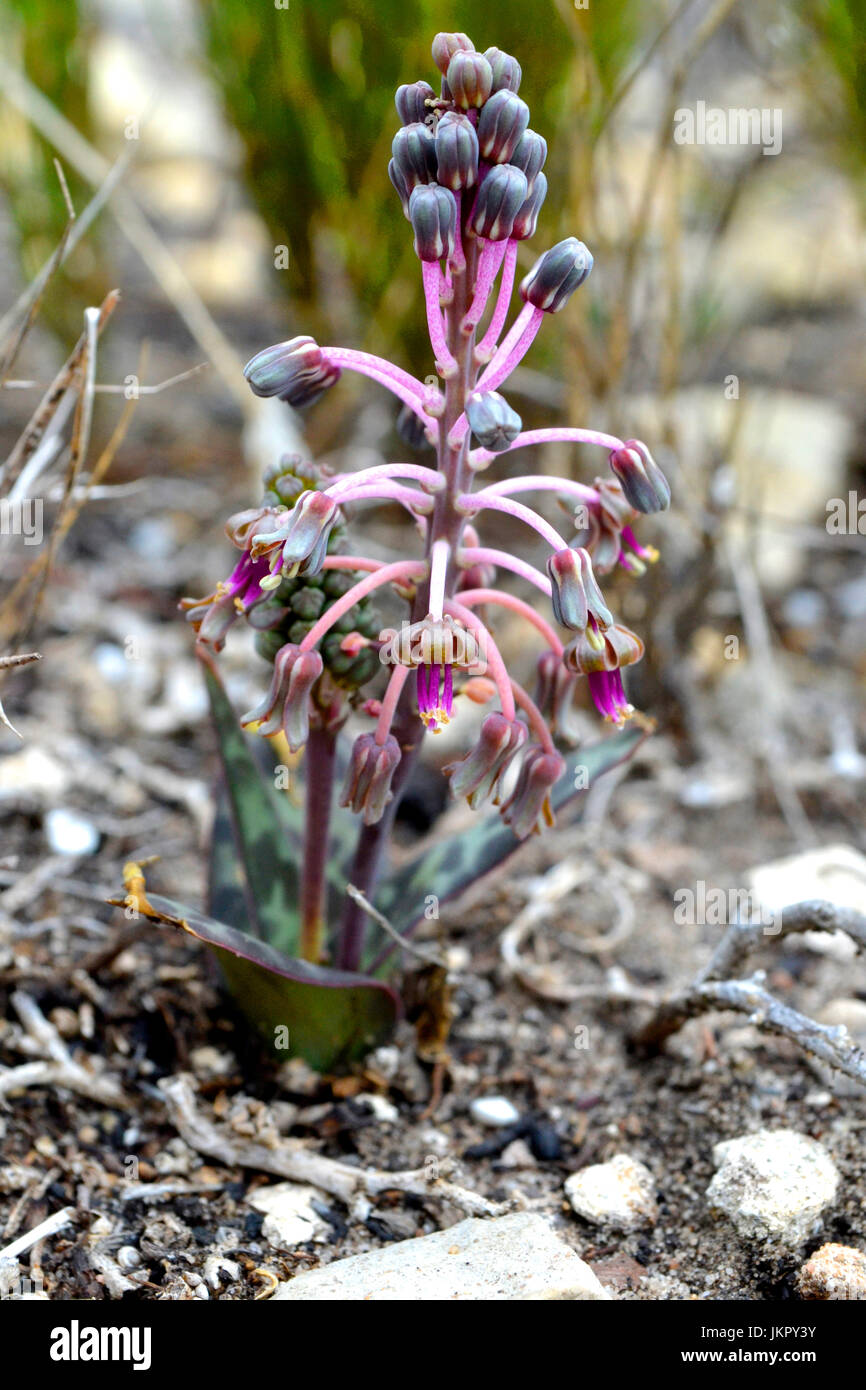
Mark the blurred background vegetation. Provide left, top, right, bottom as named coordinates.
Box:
left=1, top=0, right=864, bottom=765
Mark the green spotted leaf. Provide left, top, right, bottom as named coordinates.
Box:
left=142, top=892, right=400, bottom=1072
left=204, top=659, right=361, bottom=953
left=203, top=660, right=302, bottom=953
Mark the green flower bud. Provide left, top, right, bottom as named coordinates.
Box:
left=289, top=586, right=327, bottom=620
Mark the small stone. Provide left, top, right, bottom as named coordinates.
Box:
left=189, top=1045, right=237, bottom=1080
left=44, top=807, right=100, bottom=856
left=355, top=1093, right=399, bottom=1124
left=797, top=1243, right=866, bottom=1300
left=706, top=1129, right=839, bottom=1246
left=246, top=1183, right=328, bottom=1249
left=469, top=1096, right=520, bottom=1127
left=272, top=1212, right=611, bottom=1300
left=496, top=1139, right=536, bottom=1169
left=564, top=1154, right=658, bottom=1231
left=748, top=845, right=866, bottom=959
left=591, top=1252, right=648, bottom=1294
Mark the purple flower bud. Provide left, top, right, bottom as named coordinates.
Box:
left=563, top=620, right=644, bottom=677
left=470, top=163, right=528, bottom=240
left=547, top=548, right=613, bottom=631
left=395, top=80, right=435, bottom=126
left=252, top=490, right=339, bottom=578
left=446, top=50, right=493, bottom=109
left=391, top=122, right=438, bottom=192
left=609, top=439, right=671, bottom=514
left=520, top=237, right=593, bottom=313
left=243, top=336, right=340, bottom=408
left=483, top=47, right=522, bottom=93
left=432, top=31, right=475, bottom=75
left=443, top=712, right=527, bottom=809
left=241, top=642, right=323, bottom=750
left=477, top=90, right=530, bottom=163
left=500, top=745, right=566, bottom=839
left=339, top=733, right=402, bottom=825
left=511, top=170, right=547, bottom=240
left=396, top=402, right=433, bottom=451
left=408, top=183, right=457, bottom=261
left=435, top=111, right=479, bottom=190
left=573, top=478, right=637, bottom=574
left=510, top=129, right=547, bottom=189
left=388, top=158, right=410, bottom=217
left=465, top=389, right=522, bottom=452
left=534, top=650, right=582, bottom=747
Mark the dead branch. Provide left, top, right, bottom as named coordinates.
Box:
left=159, top=1074, right=510, bottom=1221
left=635, top=973, right=866, bottom=1087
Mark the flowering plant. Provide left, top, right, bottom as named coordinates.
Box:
left=126, top=31, right=669, bottom=1071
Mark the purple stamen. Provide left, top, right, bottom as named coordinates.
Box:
left=442, top=662, right=453, bottom=717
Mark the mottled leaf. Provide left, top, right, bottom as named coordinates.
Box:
left=203, top=660, right=302, bottom=953
left=141, top=891, right=400, bottom=1072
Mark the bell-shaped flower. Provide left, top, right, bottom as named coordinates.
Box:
left=339, top=733, right=402, bottom=826
left=444, top=711, right=527, bottom=809
left=483, top=47, right=522, bottom=94
left=547, top=547, right=612, bottom=632
left=180, top=551, right=272, bottom=651
left=509, top=129, right=547, bottom=189
left=432, top=32, right=475, bottom=75
left=511, top=172, right=547, bottom=241
left=500, top=745, right=566, bottom=839
left=392, top=121, right=438, bottom=194
left=409, top=184, right=457, bottom=261
left=395, top=80, right=435, bottom=126
left=240, top=643, right=323, bottom=749
left=251, top=490, right=339, bottom=579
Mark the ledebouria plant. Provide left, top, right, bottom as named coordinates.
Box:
left=125, top=32, right=670, bottom=1072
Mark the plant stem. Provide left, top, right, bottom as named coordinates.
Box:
left=337, top=206, right=482, bottom=971
left=300, top=723, right=337, bottom=962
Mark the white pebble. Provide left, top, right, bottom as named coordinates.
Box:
left=44, top=807, right=99, bottom=856
left=565, top=1154, right=658, bottom=1230
left=469, top=1096, right=520, bottom=1128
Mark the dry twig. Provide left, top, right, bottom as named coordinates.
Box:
left=160, top=1074, right=510, bottom=1221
